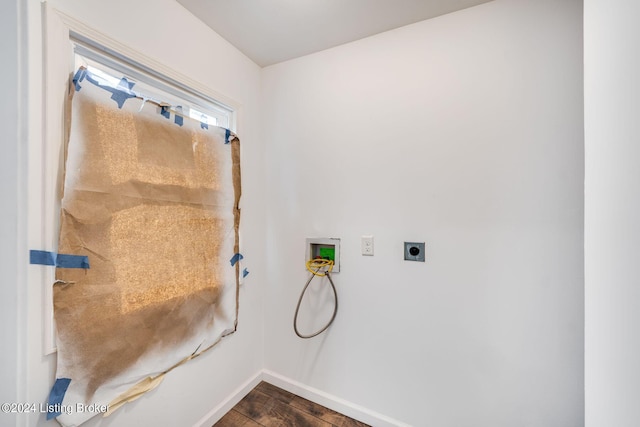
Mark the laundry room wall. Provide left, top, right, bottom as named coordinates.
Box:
left=261, top=0, right=584, bottom=425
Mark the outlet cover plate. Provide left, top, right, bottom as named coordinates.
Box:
left=404, top=242, right=425, bottom=262
left=361, top=235, right=374, bottom=256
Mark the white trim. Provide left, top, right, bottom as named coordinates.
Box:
left=40, top=2, right=71, bottom=354
left=262, top=370, right=411, bottom=427
left=192, top=369, right=411, bottom=427
left=191, top=371, right=263, bottom=427
left=15, top=0, right=31, bottom=425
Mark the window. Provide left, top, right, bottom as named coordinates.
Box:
left=39, top=7, right=239, bottom=355
left=72, top=36, right=235, bottom=130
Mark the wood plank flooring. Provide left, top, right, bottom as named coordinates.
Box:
left=214, top=382, right=370, bottom=427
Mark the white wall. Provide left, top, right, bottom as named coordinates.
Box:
left=261, top=0, right=584, bottom=425
left=16, top=1, right=266, bottom=426
left=584, top=1, right=640, bottom=426
left=0, top=1, right=27, bottom=426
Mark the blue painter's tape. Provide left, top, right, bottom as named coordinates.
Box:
left=72, top=68, right=87, bottom=91
left=30, top=250, right=56, bottom=266
left=242, top=268, right=249, bottom=278
left=46, top=378, right=71, bottom=420
left=174, top=106, right=184, bottom=127
left=56, top=254, right=90, bottom=269
left=230, top=253, right=243, bottom=267
left=110, top=77, right=137, bottom=109
left=224, top=128, right=231, bottom=144
left=30, top=250, right=90, bottom=269
left=160, top=106, right=170, bottom=119
left=81, top=70, right=137, bottom=109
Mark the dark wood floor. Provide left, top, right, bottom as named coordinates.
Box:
left=214, top=381, right=370, bottom=427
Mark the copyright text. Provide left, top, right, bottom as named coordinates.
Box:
left=1, top=402, right=109, bottom=415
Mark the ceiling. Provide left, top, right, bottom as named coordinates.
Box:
left=176, top=0, right=494, bottom=67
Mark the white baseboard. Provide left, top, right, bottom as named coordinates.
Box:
left=261, top=370, right=411, bottom=427
left=193, top=369, right=410, bottom=427
left=192, top=370, right=263, bottom=427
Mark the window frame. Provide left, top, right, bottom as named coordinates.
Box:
left=72, top=37, right=235, bottom=130
left=40, top=5, right=239, bottom=354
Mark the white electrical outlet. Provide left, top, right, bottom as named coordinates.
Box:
left=361, top=235, right=374, bottom=256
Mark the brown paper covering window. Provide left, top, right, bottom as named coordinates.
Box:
left=52, top=72, right=241, bottom=425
